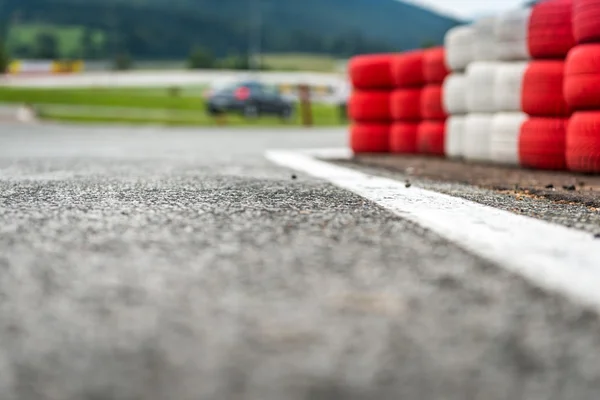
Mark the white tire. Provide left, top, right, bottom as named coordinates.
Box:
left=442, top=73, right=467, bottom=115
left=464, top=113, right=494, bottom=162
left=466, top=62, right=499, bottom=113
left=473, top=16, right=498, bottom=62
left=493, top=61, right=528, bottom=112
left=494, top=9, right=531, bottom=61
left=444, top=25, right=475, bottom=72
left=445, top=115, right=466, bottom=159
left=489, top=112, right=527, bottom=165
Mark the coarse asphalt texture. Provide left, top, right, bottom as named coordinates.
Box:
left=1, top=123, right=600, bottom=400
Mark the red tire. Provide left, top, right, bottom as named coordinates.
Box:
left=350, top=123, right=390, bottom=153
left=421, top=84, right=447, bottom=120
left=390, top=122, right=420, bottom=153
left=391, top=50, right=425, bottom=88
left=417, top=121, right=446, bottom=156
left=573, top=0, right=600, bottom=44
left=565, top=44, right=600, bottom=110
left=527, top=0, right=575, bottom=59
left=566, top=112, right=600, bottom=172
left=519, top=117, right=568, bottom=170
left=348, top=91, right=391, bottom=122
left=423, top=47, right=449, bottom=84
left=522, top=61, right=570, bottom=117
left=349, top=54, right=395, bottom=90
left=390, top=88, right=422, bottom=120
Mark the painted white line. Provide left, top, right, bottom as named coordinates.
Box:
left=265, top=148, right=600, bottom=311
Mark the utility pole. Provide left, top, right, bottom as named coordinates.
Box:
left=248, top=0, right=262, bottom=72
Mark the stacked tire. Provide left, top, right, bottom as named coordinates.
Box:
left=443, top=25, right=474, bottom=158
left=419, top=47, right=449, bottom=156
left=348, top=54, right=395, bottom=153
left=389, top=51, right=426, bottom=154
left=489, top=8, right=530, bottom=165
left=565, top=0, right=600, bottom=172
left=519, top=0, right=574, bottom=170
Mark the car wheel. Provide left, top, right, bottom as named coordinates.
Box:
left=243, top=104, right=259, bottom=119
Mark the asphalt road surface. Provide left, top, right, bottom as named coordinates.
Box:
left=1, top=123, right=600, bottom=400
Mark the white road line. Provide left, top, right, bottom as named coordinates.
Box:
left=265, top=148, right=600, bottom=311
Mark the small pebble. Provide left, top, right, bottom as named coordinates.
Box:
left=563, top=185, right=576, bottom=191
left=291, top=174, right=297, bottom=180
left=405, top=181, right=412, bottom=188
left=544, top=184, right=554, bottom=189
left=594, top=233, right=600, bottom=239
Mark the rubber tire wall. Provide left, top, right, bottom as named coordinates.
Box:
left=494, top=62, right=528, bottom=112
left=573, top=0, right=600, bottom=44
left=522, top=61, right=570, bottom=117
left=519, top=117, right=568, bottom=170
left=494, top=8, right=532, bottom=61
left=391, top=50, right=425, bottom=88
left=527, top=0, right=575, bottom=59
left=417, top=121, right=446, bottom=155
left=464, top=114, right=494, bottom=161
left=444, top=25, right=475, bottom=72
left=566, top=112, right=600, bottom=172
left=349, top=54, right=395, bottom=89
left=424, top=47, right=449, bottom=84
left=565, top=44, right=600, bottom=110
left=348, top=91, right=392, bottom=122
left=421, top=85, right=447, bottom=120
left=390, top=122, right=420, bottom=154
left=445, top=116, right=466, bottom=159
left=443, top=73, right=468, bottom=114
left=466, top=62, right=499, bottom=113
left=390, top=89, right=422, bottom=121
left=350, top=123, right=390, bottom=153
left=490, top=112, right=527, bottom=165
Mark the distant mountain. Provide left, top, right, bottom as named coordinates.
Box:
left=0, top=0, right=464, bottom=59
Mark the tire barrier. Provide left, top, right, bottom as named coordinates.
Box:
left=565, top=44, right=600, bottom=110
left=444, top=25, right=475, bottom=72
left=573, top=0, right=600, bottom=44
left=421, top=85, right=447, bottom=120
left=443, top=73, right=468, bottom=115
left=391, top=50, right=426, bottom=88
left=348, top=91, right=391, bottom=122
left=494, top=8, right=531, bottom=61
left=466, top=62, right=499, bottom=113
left=519, top=117, right=568, bottom=170
left=390, top=122, right=420, bottom=154
left=350, top=123, right=390, bottom=153
left=424, top=47, right=449, bottom=84
left=349, top=54, right=395, bottom=90
left=567, top=112, right=600, bottom=172
left=494, top=62, right=528, bottom=112
left=345, top=0, right=600, bottom=173
left=490, top=112, right=527, bottom=165
left=445, top=116, right=466, bottom=159
left=464, top=114, right=494, bottom=162
left=391, top=88, right=422, bottom=121
left=473, top=16, right=498, bottom=62
left=527, top=0, right=575, bottom=59
left=417, top=121, right=446, bottom=156
left=522, top=61, right=570, bottom=117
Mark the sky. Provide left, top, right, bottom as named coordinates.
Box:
left=406, top=0, right=527, bottom=19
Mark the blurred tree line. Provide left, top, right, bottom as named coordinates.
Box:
left=0, top=0, right=394, bottom=63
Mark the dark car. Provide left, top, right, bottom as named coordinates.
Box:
left=205, top=80, right=294, bottom=120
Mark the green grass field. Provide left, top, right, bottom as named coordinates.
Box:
left=261, top=53, right=338, bottom=72
left=0, top=87, right=345, bottom=127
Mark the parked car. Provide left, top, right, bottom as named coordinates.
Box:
left=205, top=80, right=295, bottom=120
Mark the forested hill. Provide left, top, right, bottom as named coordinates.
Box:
left=0, top=0, right=464, bottom=59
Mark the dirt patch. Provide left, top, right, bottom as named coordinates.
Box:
left=338, top=154, right=600, bottom=208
